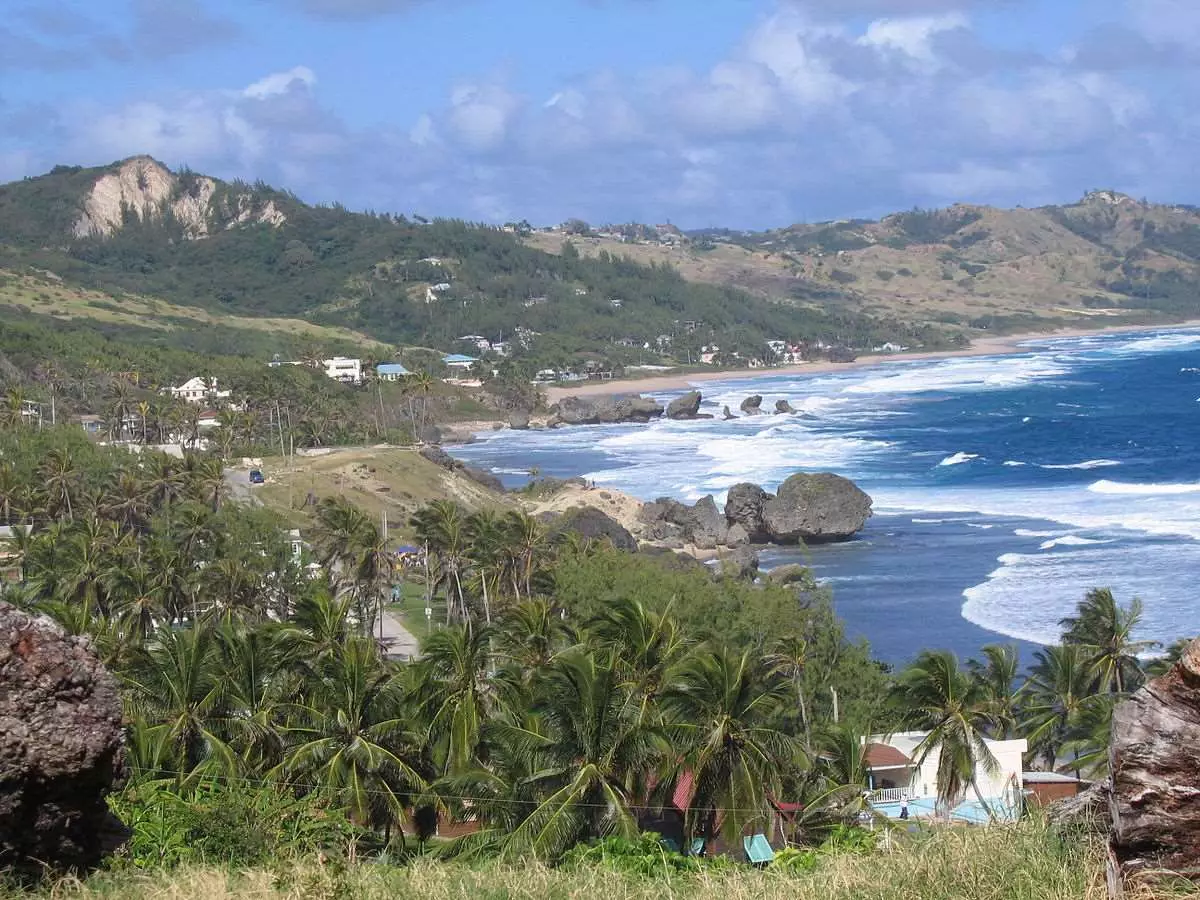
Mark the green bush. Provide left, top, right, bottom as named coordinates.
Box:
left=561, top=833, right=733, bottom=877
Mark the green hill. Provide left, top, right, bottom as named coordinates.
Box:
left=0, top=157, right=951, bottom=374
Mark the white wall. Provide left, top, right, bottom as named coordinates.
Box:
left=876, top=732, right=1027, bottom=801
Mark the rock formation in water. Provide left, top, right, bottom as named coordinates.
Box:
left=725, top=474, right=872, bottom=544
left=0, top=602, right=128, bottom=875
left=508, top=410, right=531, bottom=430
left=722, top=405, right=737, bottom=420
left=1109, top=636, right=1200, bottom=881
left=549, top=394, right=665, bottom=426
left=739, top=395, right=765, bottom=415
left=666, top=391, right=703, bottom=420
left=775, top=399, right=797, bottom=414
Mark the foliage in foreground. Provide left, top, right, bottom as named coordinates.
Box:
left=0, top=822, right=1121, bottom=900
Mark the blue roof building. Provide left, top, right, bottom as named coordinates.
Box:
left=376, top=363, right=410, bottom=381
left=442, top=354, right=478, bottom=369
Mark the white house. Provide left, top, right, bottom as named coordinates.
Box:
left=375, top=363, right=410, bottom=382
left=169, top=377, right=230, bottom=405
left=323, top=357, right=363, bottom=385
left=441, top=353, right=477, bottom=372
left=864, top=731, right=1027, bottom=824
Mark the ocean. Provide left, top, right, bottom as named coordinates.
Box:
left=448, top=328, right=1200, bottom=667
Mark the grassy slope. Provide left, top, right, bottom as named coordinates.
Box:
left=0, top=267, right=391, bottom=353
left=8, top=824, right=1125, bottom=900
left=249, top=446, right=511, bottom=537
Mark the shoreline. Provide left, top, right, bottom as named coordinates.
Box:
left=544, top=319, right=1200, bottom=402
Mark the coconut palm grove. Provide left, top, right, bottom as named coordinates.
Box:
left=0, top=422, right=1177, bottom=887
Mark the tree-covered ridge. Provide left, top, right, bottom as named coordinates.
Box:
left=0, top=158, right=947, bottom=363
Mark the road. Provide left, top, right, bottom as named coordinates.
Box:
left=222, top=466, right=262, bottom=506
left=377, top=608, right=422, bottom=660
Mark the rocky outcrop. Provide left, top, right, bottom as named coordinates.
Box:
left=722, top=406, right=737, bottom=420
left=775, top=400, right=796, bottom=414
left=549, top=394, right=664, bottom=426
left=717, top=546, right=759, bottom=581
left=419, top=447, right=505, bottom=494
left=724, top=475, right=871, bottom=544
left=418, top=424, right=443, bottom=445
left=762, top=473, right=872, bottom=543
left=724, top=483, right=770, bottom=541
left=767, top=563, right=811, bottom=586
left=739, top=395, right=765, bottom=415
left=0, top=603, right=128, bottom=875
left=508, top=410, right=531, bottom=430
left=640, top=495, right=729, bottom=549
left=1109, top=637, right=1200, bottom=879
left=666, top=391, right=703, bottom=420
left=549, top=506, right=638, bottom=552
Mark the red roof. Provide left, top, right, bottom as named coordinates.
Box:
left=671, top=770, right=695, bottom=811
left=864, top=742, right=912, bottom=769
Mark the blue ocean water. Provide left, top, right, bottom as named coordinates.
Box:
left=450, top=329, right=1200, bottom=666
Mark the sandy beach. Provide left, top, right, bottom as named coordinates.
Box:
left=544, top=319, right=1200, bottom=403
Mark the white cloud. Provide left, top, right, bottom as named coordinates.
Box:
left=858, top=12, right=968, bottom=64
left=244, top=66, right=316, bottom=100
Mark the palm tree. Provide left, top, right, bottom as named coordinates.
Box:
left=890, top=650, right=1000, bottom=821
left=1021, top=643, right=1105, bottom=775
left=106, top=378, right=136, bottom=441
left=312, top=495, right=392, bottom=635
left=412, top=500, right=471, bottom=626
left=495, top=597, right=573, bottom=677
left=215, top=621, right=295, bottom=771
left=2, top=388, right=29, bottom=428
left=186, top=455, right=228, bottom=512
left=503, top=510, right=548, bottom=601
left=123, top=624, right=236, bottom=778
left=589, top=595, right=688, bottom=726
left=39, top=447, right=79, bottom=520
left=279, top=637, right=427, bottom=833
left=466, top=510, right=506, bottom=624
left=409, top=372, right=436, bottom=437
left=1060, top=588, right=1157, bottom=693
left=503, top=648, right=663, bottom=859
left=0, top=463, right=20, bottom=525
left=766, top=635, right=814, bottom=750
left=966, top=643, right=1021, bottom=739
left=414, top=624, right=496, bottom=775
left=664, top=647, right=798, bottom=846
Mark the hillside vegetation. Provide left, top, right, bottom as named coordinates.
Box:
left=0, top=157, right=951, bottom=374
left=531, top=191, right=1200, bottom=334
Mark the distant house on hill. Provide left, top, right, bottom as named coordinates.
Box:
left=323, top=357, right=363, bottom=385
left=77, top=414, right=104, bottom=435
left=168, top=377, right=230, bottom=405
left=375, top=363, right=410, bottom=382
left=441, top=354, right=477, bottom=372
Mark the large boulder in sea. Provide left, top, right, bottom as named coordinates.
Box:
left=761, top=472, right=873, bottom=543
left=1109, top=637, right=1200, bottom=880
left=666, top=391, right=703, bottom=420
left=0, top=602, right=128, bottom=876
left=508, top=410, right=531, bottom=430
left=549, top=394, right=664, bottom=426
left=739, top=395, right=765, bottom=416
left=549, top=506, right=638, bottom=552
left=775, top=399, right=797, bottom=414
left=722, top=406, right=737, bottom=421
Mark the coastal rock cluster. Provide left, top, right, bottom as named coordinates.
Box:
left=639, top=473, right=872, bottom=548
left=0, top=602, right=128, bottom=875
left=546, top=390, right=816, bottom=427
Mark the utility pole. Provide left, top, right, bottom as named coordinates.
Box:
left=830, top=686, right=840, bottom=724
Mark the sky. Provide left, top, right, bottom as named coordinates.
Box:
left=2, top=0, right=1199, bottom=229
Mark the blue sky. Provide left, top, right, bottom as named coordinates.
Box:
left=3, top=0, right=1199, bottom=228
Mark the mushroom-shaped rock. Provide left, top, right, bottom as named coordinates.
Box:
left=739, top=395, right=765, bottom=415
left=1110, top=637, right=1200, bottom=881
left=0, top=602, right=128, bottom=876
left=761, top=472, right=873, bottom=543
left=666, top=391, right=703, bottom=420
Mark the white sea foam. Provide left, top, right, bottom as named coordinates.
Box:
left=965, top=523, right=995, bottom=530
left=1038, top=535, right=1116, bottom=550
left=962, top=541, right=1200, bottom=647
left=1039, top=459, right=1122, bottom=470
left=1003, top=461, right=1027, bottom=467
left=939, top=452, right=979, bottom=467
left=1014, top=529, right=1063, bottom=538
left=1088, top=480, right=1200, bottom=495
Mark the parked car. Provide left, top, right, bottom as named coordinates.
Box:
left=249, top=469, right=265, bottom=484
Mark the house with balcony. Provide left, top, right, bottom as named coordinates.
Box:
left=168, top=377, right=230, bottom=405
left=864, top=731, right=1027, bottom=824
left=375, top=363, right=410, bottom=382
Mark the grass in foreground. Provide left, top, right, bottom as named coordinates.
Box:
left=7, top=822, right=1167, bottom=900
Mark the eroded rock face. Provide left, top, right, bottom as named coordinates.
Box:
left=666, top=391, right=703, bottom=420
left=761, top=473, right=873, bottom=544
left=722, top=406, right=737, bottom=421
left=1110, top=638, right=1200, bottom=878
left=508, top=411, right=531, bottom=430
left=550, top=394, right=664, bottom=426
left=724, top=483, right=770, bottom=540
left=550, top=506, right=638, bottom=552
left=0, top=602, right=127, bottom=875
left=775, top=400, right=796, bottom=414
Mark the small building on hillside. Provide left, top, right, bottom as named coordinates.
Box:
left=864, top=731, right=1027, bottom=824
left=323, top=357, right=363, bottom=385
left=441, top=354, right=477, bottom=373
left=78, top=414, right=104, bottom=435
left=1022, top=771, right=1088, bottom=807
left=169, top=377, right=230, bottom=404
left=375, top=363, right=410, bottom=382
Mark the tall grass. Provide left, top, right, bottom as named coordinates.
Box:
left=7, top=821, right=1193, bottom=900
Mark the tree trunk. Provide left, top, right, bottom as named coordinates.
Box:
left=970, top=776, right=999, bottom=824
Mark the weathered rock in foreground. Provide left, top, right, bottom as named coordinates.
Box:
left=775, top=399, right=796, bottom=414
left=666, top=391, right=703, bottom=420
left=1109, top=636, right=1200, bottom=880
left=549, top=394, right=664, bottom=426
left=508, top=410, right=531, bottom=430
left=739, top=395, right=765, bottom=415
left=724, top=483, right=771, bottom=542
left=0, top=602, right=128, bottom=875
